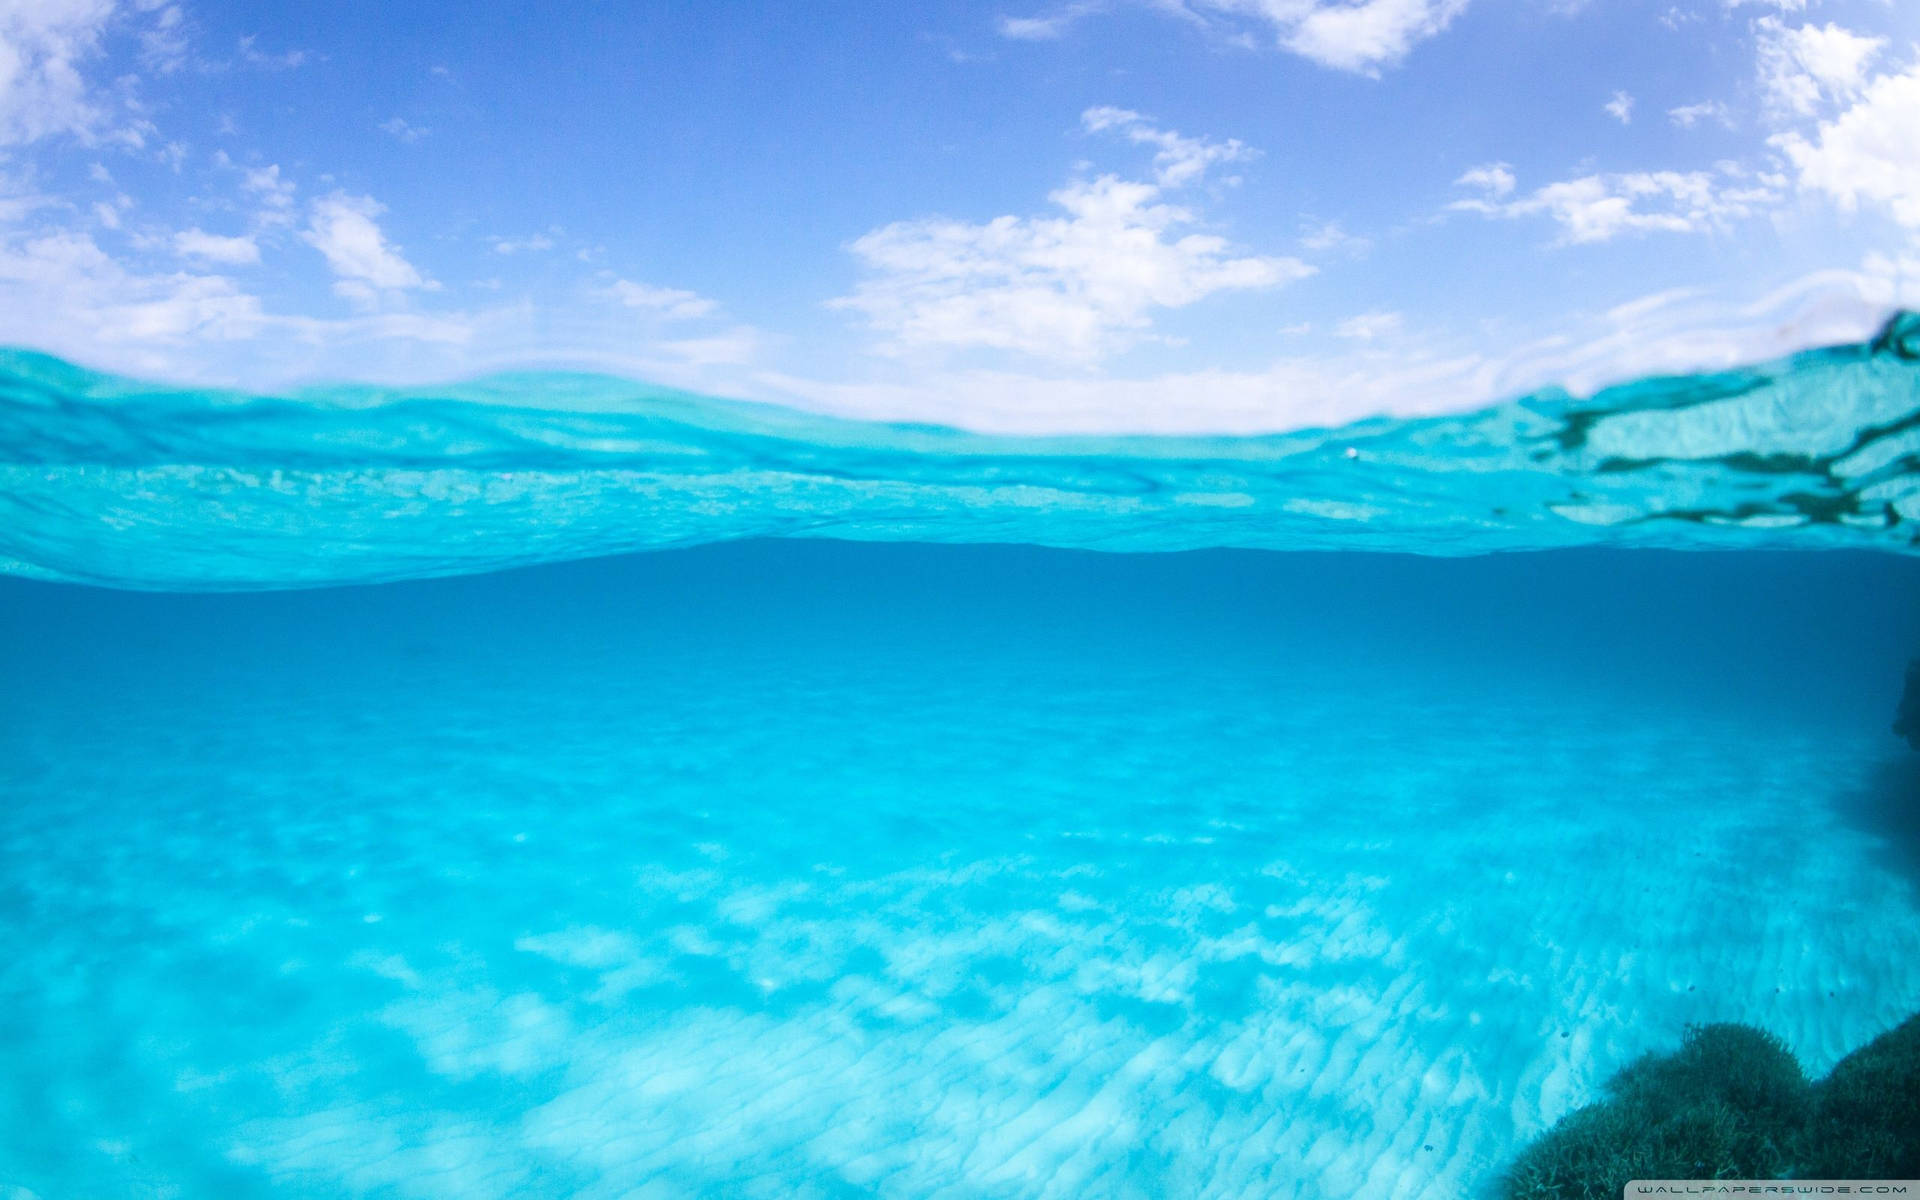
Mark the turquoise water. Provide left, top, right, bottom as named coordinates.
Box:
left=2, top=320, right=1920, bottom=1198
left=3, top=313, right=1917, bottom=591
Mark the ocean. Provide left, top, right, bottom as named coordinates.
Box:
left=2, top=316, right=1917, bottom=1198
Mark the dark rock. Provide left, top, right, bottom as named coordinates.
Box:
left=1895, top=660, right=1920, bottom=750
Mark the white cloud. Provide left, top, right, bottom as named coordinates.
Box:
left=0, top=198, right=499, bottom=386
left=1667, top=100, right=1731, bottom=129
left=1274, top=0, right=1471, bottom=74
left=1299, top=219, right=1370, bottom=255
left=302, top=192, right=431, bottom=300
left=1774, top=64, right=1920, bottom=229
left=1079, top=106, right=1255, bottom=186
left=491, top=233, right=555, bottom=255
left=833, top=115, right=1311, bottom=364
left=1755, top=18, right=1885, bottom=119
left=771, top=265, right=1916, bottom=435
left=1453, top=161, right=1516, bottom=199
left=236, top=33, right=304, bottom=70
left=239, top=162, right=296, bottom=223
left=1454, top=167, right=1781, bottom=243
left=137, top=3, right=186, bottom=73
left=174, top=228, right=260, bottom=265
left=998, top=15, right=1070, bottom=39
left=378, top=116, right=428, bottom=143
left=1334, top=310, right=1403, bottom=339
left=996, top=1, right=1107, bottom=40
left=0, top=1, right=191, bottom=146
left=1524, top=175, right=1745, bottom=243
left=997, top=0, right=1467, bottom=73
left=654, top=327, right=760, bottom=366
left=1604, top=91, right=1634, bottom=124
left=604, top=279, right=719, bottom=320
left=0, top=227, right=265, bottom=349
left=0, top=175, right=50, bottom=224
left=0, top=0, right=117, bottom=144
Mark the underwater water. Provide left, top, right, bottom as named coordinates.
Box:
left=2, top=318, right=1920, bottom=1199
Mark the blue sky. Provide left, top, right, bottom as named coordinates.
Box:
left=0, top=0, right=1916, bottom=430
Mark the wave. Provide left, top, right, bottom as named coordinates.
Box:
left=1, top=312, right=1916, bottom=590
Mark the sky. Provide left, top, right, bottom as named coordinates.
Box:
left=0, top=0, right=1916, bottom=432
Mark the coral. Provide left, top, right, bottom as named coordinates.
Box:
left=1504, top=1016, right=1920, bottom=1196
left=1502, top=1024, right=1808, bottom=1199
left=1798, top=1013, right=1920, bottom=1178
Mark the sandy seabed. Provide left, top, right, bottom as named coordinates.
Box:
left=3, top=546, right=1916, bottom=1199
